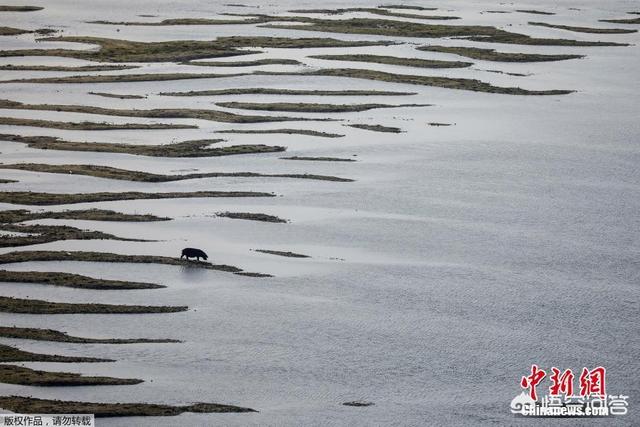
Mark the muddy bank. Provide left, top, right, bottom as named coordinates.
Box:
left=0, top=343, right=111, bottom=363
left=184, top=58, right=301, bottom=67
left=416, top=45, right=583, bottom=62
left=0, top=5, right=43, bottom=11
left=347, top=124, right=402, bottom=133
left=0, top=134, right=285, bottom=157
left=89, top=92, right=146, bottom=99
left=309, top=54, right=471, bottom=69
left=161, top=88, right=415, bottom=96
left=0, top=223, right=149, bottom=247
left=217, top=128, right=344, bottom=138
left=281, top=156, right=356, bottom=162
left=0, top=270, right=163, bottom=290
left=0, top=64, right=137, bottom=71
left=0, top=296, right=188, bottom=314
left=0, top=326, right=179, bottom=343
left=0, top=209, right=169, bottom=223
left=0, top=117, right=195, bottom=130
left=217, top=212, right=287, bottom=223
left=0, top=365, right=142, bottom=386
left=255, top=249, right=309, bottom=258
left=0, top=396, right=257, bottom=416
left=529, top=21, right=637, bottom=34
left=216, top=101, right=430, bottom=113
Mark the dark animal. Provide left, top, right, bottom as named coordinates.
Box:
left=181, top=247, right=208, bottom=261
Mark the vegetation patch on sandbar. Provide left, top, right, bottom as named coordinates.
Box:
left=217, top=128, right=344, bottom=138
left=528, top=21, right=637, bottom=34
left=0, top=296, right=188, bottom=314
left=0, top=326, right=179, bottom=343
left=88, top=17, right=272, bottom=26
left=184, top=58, right=301, bottom=67
left=0, top=27, right=35, bottom=36
left=308, top=54, right=471, bottom=69
left=254, top=249, right=309, bottom=258
left=0, top=364, right=142, bottom=386
left=0, top=35, right=393, bottom=63
left=2, top=72, right=249, bottom=84
left=0, top=134, right=285, bottom=157
left=0, top=99, right=326, bottom=124
left=216, top=212, right=287, bottom=223
left=0, top=190, right=274, bottom=206
left=347, top=124, right=402, bottom=133
left=0, top=223, right=150, bottom=247
left=0, top=270, right=163, bottom=290
left=286, top=7, right=458, bottom=20
left=0, top=208, right=169, bottom=223
left=0, top=64, right=138, bottom=71
left=0, top=163, right=352, bottom=182
left=161, top=88, right=416, bottom=96
left=416, top=45, right=584, bottom=62
left=0, top=117, right=195, bottom=130
left=258, top=69, right=573, bottom=95
left=0, top=343, right=111, bottom=363
left=216, top=101, right=430, bottom=113
left=281, top=156, right=356, bottom=162
left=89, top=92, right=146, bottom=99
left=0, top=5, right=43, bottom=12
left=0, top=250, right=254, bottom=276
left=259, top=17, right=625, bottom=46
left=0, top=396, right=257, bottom=416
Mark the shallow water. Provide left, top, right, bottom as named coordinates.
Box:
left=0, top=0, right=639, bottom=425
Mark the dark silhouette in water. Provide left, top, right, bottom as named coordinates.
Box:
left=181, top=248, right=208, bottom=261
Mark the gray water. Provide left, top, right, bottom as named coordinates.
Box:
left=0, top=0, right=639, bottom=425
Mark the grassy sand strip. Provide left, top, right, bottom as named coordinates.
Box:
left=0, top=36, right=393, bottom=62
left=0, top=134, right=285, bottom=157
left=0, top=396, right=257, bottom=416
left=0, top=6, right=43, bottom=11
left=416, top=45, right=583, bottom=62
left=0, top=209, right=169, bottom=223
left=185, top=58, right=301, bottom=66
left=0, top=365, right=142, bottom=386
left=0, top=117, right=195, bottom=130
left=2, top=72, right=249, bottom=84
left=217, top=129, right=344, bottom=138
left=255, top=249, right=309, bottom=258
left=257, top=69, right=573, bottom=95
left=0, top=250, right=246, bottom=274
left=308, top=54, right=471, bottom=68
left=347, top=124, right=402, bottom=133
left=0, top=163, right=352, bottom=182
left=161, top=88, right=415, bottom=96
left=217, top=212, right=287, bottom=223
left=0, top=270, right=163, bottom=290
left=217, top=101, right=430, bottom=112
left=0, top=99, right=325, bottom=123
left=89, top=92, right=146, bottom=99
left=260, top=17, right=626, bottom=46
left=0, top=296, right=187, bottom=314
left=0, top=27, right=32, bottom=35
left=0, top=326, right=179, bottom=343
left=529, top=21, right=637, bottom=34
left=0, top=65, right=138, bottom=71
left=281, top=156, right=356, bottom=162
left=0, top=224, right=150, bottom=247
left=0, top=190, right=273, bottom=206
left=0, top=343, right=111, bottom=363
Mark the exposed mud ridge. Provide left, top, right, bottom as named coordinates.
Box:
left=256, top=69, right=573, bottom=95
left=217, top=129, right=344, bottom=138
left=2, top=72, right=250, bottom=84
left=0, top=250, right=259, bottom=277
left=281, top=156, right=356, bottom=162
left=0, top=296, right=188, bottom=314
left=0, top=27, right=56, bottom=36
left=0, top=396, right=257, bottom=416
left=0, top=208, right=170, bottom=223
left=0, top=270, right=164, bottom=290
left=0, top=36, right=394, bottom=62
left=259, top=16, right=626, bottom=46
left=0, top=190, right=274, bottom=206
left=0, top=5, right=43, bottom=11
left=184, top=58, right=302, bottom=67
left=600, top=16, right=640, bottom=24
left=0, top=117, right=195, bottom=130
left=347, top=124, right=403, bottom=133
left=89, top=91, right=147, bottom=99
left=0, top=163, right=352, bottom=182
left=416, top=45, right=584, bottom=62
left=255, top=249, right=310, bottom=258
left=161, top=88, right=415, bottom=96
left=0, top=365, right=143, bottom=386
left=0, top=99, right=329, bottom=124
left=216, top=212, right=288, bottom=223
left=0, top=134, right=285, bottom=157
left=217, top=101, right=431, bottom=113
left=309, top=54, right=471, bottom=68
left=528, top=21, right=637, bottom=34
left=0, top=326, right=179, bottom=343
left=0, top=343, right=112, bottom=363
left=516, top=9, right=555, bottom=15
left=287, top=7, right=458, bottom=20
left=0, top=179, right=16, bottom=183
left=0, top=223, right=150, bottom=247
left=0, top=64, right=138, bottom=71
